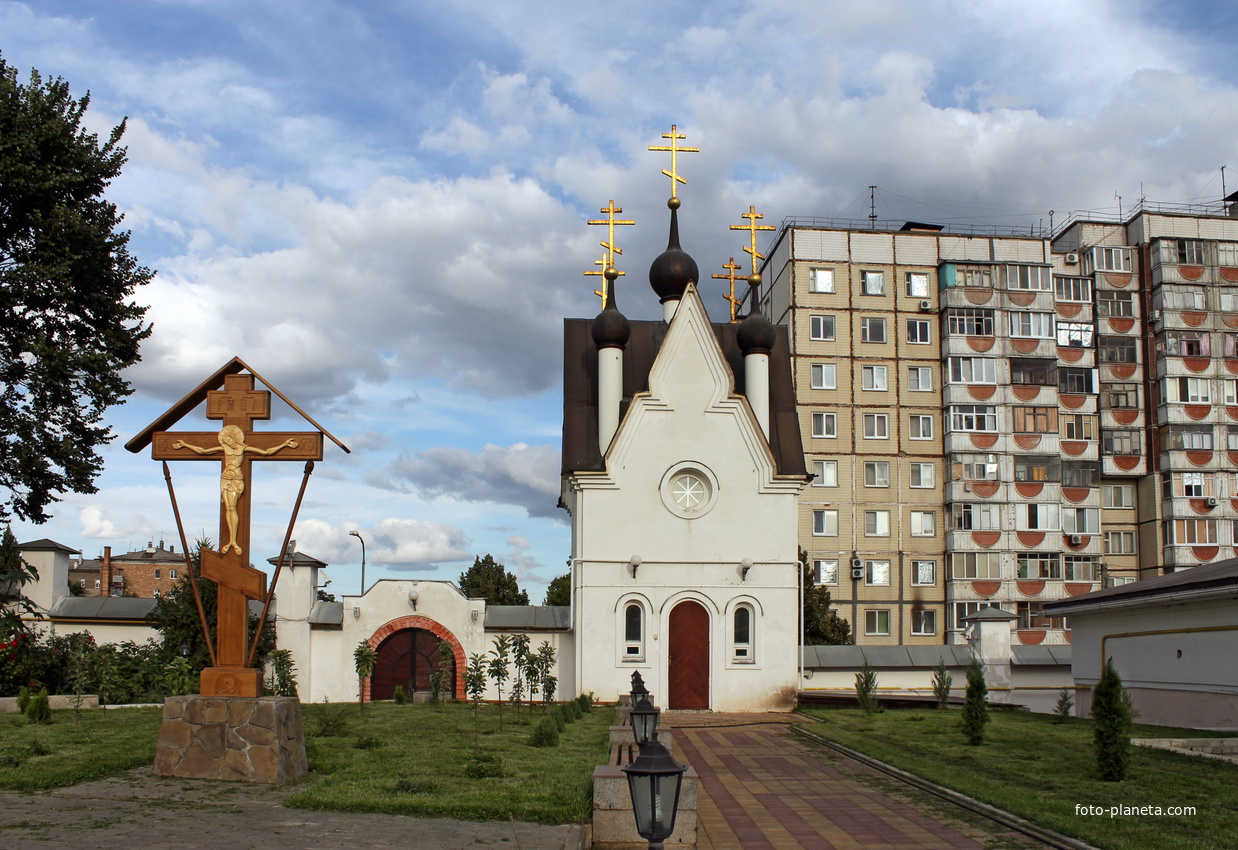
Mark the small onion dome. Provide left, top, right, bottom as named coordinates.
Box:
left=737, top=273, right=776, bottom=355
left=592, top=266, right=631, bottom=350
left=648, top=205, right=699, bottom=305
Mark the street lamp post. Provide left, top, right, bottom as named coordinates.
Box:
left=624, top=670, right=685, bottom=849
left=348, top=530, right=366, bottom=595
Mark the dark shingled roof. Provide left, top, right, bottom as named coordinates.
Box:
left=18, top=538, right=80, bottom=554
left=801, top=644, right=1070, bottom=668
left=562, top=319, right=806, bottom=477
left=1046, top=556, right=1238, bottom=613
left=48, top=596, right=156, bottom=621
left=484, top=605, right=571, bottom=630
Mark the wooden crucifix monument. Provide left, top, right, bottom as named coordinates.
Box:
left=128, top=358, right=345, bottom=698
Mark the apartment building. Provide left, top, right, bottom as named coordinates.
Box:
left=760, top=196, right=1238, bottom=647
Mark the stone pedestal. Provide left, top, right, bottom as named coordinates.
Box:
left=154, top=695, right=308, bottom=784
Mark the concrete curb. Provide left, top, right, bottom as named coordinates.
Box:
left=789, top=724, right=1101, bottom=850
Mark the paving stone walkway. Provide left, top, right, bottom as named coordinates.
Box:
left=666, top=713, right=1050, bottom=850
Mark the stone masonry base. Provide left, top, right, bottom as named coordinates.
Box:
left=154, top=695, right=308, bottom=783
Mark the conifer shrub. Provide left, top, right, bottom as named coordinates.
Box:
left=931, top=657, right=952, bottom=710
left=1093, top=658, right=1132, bottom=781
left=25, top=687, right=50, bottom=724
left=854, top=660, right=879, bottom=716
left=529, top=715, right=560, bottom=747
left=567, top=699, right=582, bottom=720
left=392, top=685, right=407, bottom=705
left=551, top=706, right=567, bottom=731
left=16, top=685, right=30, bottom=713
left=465, top=751, right=506, bottom=778
left=577, top=693, right=593, bottom=713
left=1053, top=688, right=1074, bottom=724
left=961, top=659, right=988, bottom=745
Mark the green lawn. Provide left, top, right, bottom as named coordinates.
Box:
left=797, top=707, right=1238, bottom=850
left=287, top=700, right=611, bottom=823
left=0, top=707, right=162, bottom=790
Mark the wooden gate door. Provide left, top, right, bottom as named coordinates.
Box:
left=668, top=600, right=710, bottom=709
left=372, top=629, right=450, bottom=700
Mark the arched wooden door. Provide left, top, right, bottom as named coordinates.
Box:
left=372, top=628, right=454, bottom=700
left=668, top=600, right=710, bottom=709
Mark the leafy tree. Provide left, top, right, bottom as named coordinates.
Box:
left=931, top=657, right=952, bottom=710
left=0, top=59, right=153, bottom=526
left=353, top=641, right=377, bottom=712
left=487, top=634, right=510, bottom=732
left=543, top=573, right=570, bottom=606
left=0, top=526, right=39, bottom=640
left=1093, top=658, right=1132, bottom=781
left=801, top=558, right=851, bottom=645
left=145, top=542, right=273, bottom=672
left=535, top=641, right=557, bottom=713
left=509, top=633, right=531, bottom=723
left=465, top=652, right=487, bottom=748
left=458, top=554, right=528, bottom=605
left=961, top=658, right=989, bottom=745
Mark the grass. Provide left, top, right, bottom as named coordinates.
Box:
left=287, top=700, right=610, bottom=823
left=797, top=707, right=1238, bottom=850
left=0, top=707, right=162, bottom=790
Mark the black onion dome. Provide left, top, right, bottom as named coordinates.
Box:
left=737, top=275, right=776, bottom=354
left=648, top=207, right=698, bottom=304
left=591, top=268, right=631, bottom=350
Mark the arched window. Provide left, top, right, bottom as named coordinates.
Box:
left=733, top=605, right=753, bottom=662
left=624, top=602, right=644, bottom=660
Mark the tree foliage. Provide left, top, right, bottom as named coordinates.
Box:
left=801, top=557, right=851, bottom=645
left=1093, top=658, right=1132, bottom=781
left=0, top=525, right=39, bottom=640
left=0, top=58, right=153, bottom=525
left=854, top=660, right=878, bottom=716
left=458, top=554, right=528, bottom=605
left=961, top=658, right=989, bottom=745
left=931, top=657, right=953, bottom=710
left=543, top=573, right=570, bottom=606
left=353, top=641, right=377, bottom=711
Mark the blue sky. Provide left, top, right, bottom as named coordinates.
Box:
left=5, top=0, right=1238, bottom=598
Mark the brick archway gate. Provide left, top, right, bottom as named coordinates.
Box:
left=365, top=616, right=467, bottom=701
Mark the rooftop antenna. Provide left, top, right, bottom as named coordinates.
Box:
left=1049, top=209, right=1055, bottom=234
left=868, top=185, right=877, bottom=228
left=1223, top=166, right=1228, bottom=205
left=1115, top=192, right=1123, bottom=219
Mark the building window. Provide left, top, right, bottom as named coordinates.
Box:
left=815, top=559, right=839, bottom=585
left=1160, top=330, right=1211, bottom=357
left=1165, top=239, right=1206, bottom=265
left=1014, top=455, right=1059, bottom=483
left=1019, top=503, right=1061, bottom=531
left=153, top=589, right=161, bottom=599
left=1009, top=312, right=1055, bottom=338
left=1065, top=556, right=1097, bottom=581
left=861, top=365, right=888, bottom=391
left=733, top=606, right=753, bottom=662
left=945, top=308, right=994, bottom=336
left=1013, top=406, right=1058, bottom=434
left=1168, top=376, right=1212, bottom=404
left=810, top=363, right=836, bottom=389
left=78, top=579, right=85, bottom=587
left=624, top=603, right=644, bottom=659
left=864, top=511, right=890, bottom=537
left=811, top=412, right=836, bottom=438
left=911, top=609, right=936, bottom=636
left=810, top=314, right=835, bottom=340
left=864, top=609, right=891, bottom=636
left=813, top=510, right=839, bottom=536
left=1097, top=290, right=1134, bottom=317
left=910, top=463, right=934, bottom=488
left=1099, top=336, right=1137, bottom=364
left=951, top=601, right=998, bottom=631
left=863, top=413, right=888, bottom=438
left=1164, top=518, right=1218, bottom=545
left=912, top=560, right=936, bottom=586
left=861, top=270, right=885, bottom=295
left=1105, top=383, right=1138, bottom=409
left=810, top=268, right=835, bottom=293
left=952, top=454, right=999, bottom=482
left=1018, top=553, right=1062, bottom=579
left=169, top=569, right=178, bottom=580
left=1102, top=484, right=1135, bottom=508
left=949, top=405, right=998, bottom=432
left=1018, top=602, right=1065, bottom=630
left=906, top=319, right=931, bottom=344
left=950, top=503, right=1001, bottom=531
left=1220, top=242, right=1238, bottom=267
left=861, top=317, right=887, bottom=343
left=864, top=461, right=890, bottom=488
left=1059, top=368, right=1093, bottom=394
left=1065, top=507, right=1098, bottom=536
left=951, top=552, right=1000, bottom=579
left=1162, top=425, right=1212, bottom=451
left=906, top=272, right=930, bottom=297
left=1010, top=358, right=1055, bottom=386
left=909, top=415, right=933, bottom=439
left=866, top=560, right=890, bottom=585
left=1061, top=414, right=1097, bottom=441
left=1056, top=322, right=1094, bottom=348
left=94, top=580, right=101, bottom=588
left=812, top=460, right=838, bottom=487
left=1055, top=276, right=1092, bottom=302
left=1088, top=246, right=1132, bottom=273
left=1102, top=429, right=1140, bottom=455
left=957, top=265, right=993, bottom=288
left=1062, top=462, right=1099, bottom=489
left=1006, top=265, right=1052, bottom=291
left=153, top=569, right=161, bottom=579
left=947, top=356, right=997, bottom=384
left=908, top=367, right=932, bottom=391
left=910, top=511, right=936, bottom=537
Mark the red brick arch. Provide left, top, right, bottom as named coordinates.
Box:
left=365, top=616, right=467, bottom=701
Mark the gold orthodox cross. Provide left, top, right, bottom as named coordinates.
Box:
left=585, top=200, right=633, bottom=307
left=151, top=373, right=323, bottom=692
left=713, top=257, right=744, bottom=322
left=730, top=205, right=777, bottom=276
left=648, top=124, right=699, bottom=200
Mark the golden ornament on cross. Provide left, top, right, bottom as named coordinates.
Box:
left=648, top=124, right=699, bottom=202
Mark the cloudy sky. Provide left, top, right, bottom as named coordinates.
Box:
left=5, top=0, right=1238, bottom=599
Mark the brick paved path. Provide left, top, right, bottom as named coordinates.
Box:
left=667, top=713, right=1047, bottom=850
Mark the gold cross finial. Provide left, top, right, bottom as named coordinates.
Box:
left=729, top=205, right=776, bottom=276
left=585, top=200, right=634, bottom=307
left=648, top=124, right=699, bottom=201
left=585, top=254, right=626, bottom=306
left=712, top=257, right=745, bottom=322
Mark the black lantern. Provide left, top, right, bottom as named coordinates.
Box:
left=179, top=642, right=190, bottom=658
left=630, top=670, right=649, bottom=705
left=622, top=741, right=686, bottom=849
left=629, top=693, right=660, bottom=748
